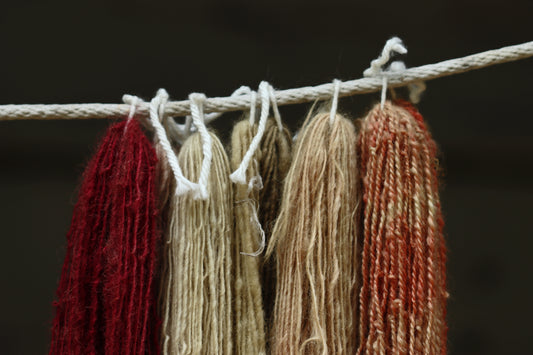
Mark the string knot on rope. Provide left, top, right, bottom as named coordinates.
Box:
left=230, top=81, right=277, bottom=185
left=364, top=37, right=408, bottom=108
left=149, top=88, right=200, bottom=196
left=188, top=92, right=213, bottom=200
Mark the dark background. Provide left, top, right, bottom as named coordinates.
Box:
left=1, top=0, right=532, bottom=354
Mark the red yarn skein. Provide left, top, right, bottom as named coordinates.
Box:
left=50, top=119, right=160, bottom=355
left=357, top=101, right=447, bottom=354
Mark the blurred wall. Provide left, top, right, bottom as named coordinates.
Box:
left=0, top=0, right=532, bottom=354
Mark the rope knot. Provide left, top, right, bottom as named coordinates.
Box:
left=364, top=37, right=408, bottom=109
left=363, top=37, right=407, bottom=78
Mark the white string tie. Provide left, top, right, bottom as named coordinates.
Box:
left=149, top=89, right=199, bottom=196
left=188, top=93, right=212, bottom=200
left=364, top=37, right=408, bottom=109
left=202, top=86, right=258, bottom=125
left=268, top=84, right=283, bottom=131
left=329, top=79, right=341, bottom=125
left=229, top=81, right=272, bottom=185
left=123, top=94, right=142, bottom=120
left=204, top=85, right=257, bottom=124
left=174, top=86, right=258, bottom=141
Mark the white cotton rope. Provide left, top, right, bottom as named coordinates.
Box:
left=329, top=79, right=341, bottom=125
left=1, top=39, right=532, bottom=120
left=188, top=92, right=213, bottom=200
left=249, top=90, right=257, bottom=125
left=229, top=81, right=273, bottom=185
left=148, top=89, right=199, bottom=196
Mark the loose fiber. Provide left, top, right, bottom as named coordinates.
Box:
left=257, top=118, right=292, bottom=329
left=230, top=119, right=267, bottom=355
left=357, top=101, right=447, bottom=354
left=50, top=119, right=160, bottom=355
left=267, top=112, right=359, bottom=354
left=161, top=131, right=233, bottom=354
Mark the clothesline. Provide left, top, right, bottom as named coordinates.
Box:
left=1, top=40, right=532, bottom=121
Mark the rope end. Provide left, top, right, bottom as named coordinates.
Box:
left=230, top=167, right=247, bottom=185
left=192, top=184, right=209, bottom=200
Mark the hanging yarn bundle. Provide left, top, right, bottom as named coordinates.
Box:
left=230, top=118, right=267, bottom=354
left=357, top=100, right=447, bottom=355
left=267, top=111, right=359, bottom=354
left=160, top=131, right=234, bottom=354
left=49, top=119, right=160, bottom=355
left=257, top=118, right=292, bottom=328
left=154, top=125, right=178, bottom=351
left=257, top=118, right=292, bottom=239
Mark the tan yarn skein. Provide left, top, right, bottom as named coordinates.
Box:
left=257, top=118, right=292, bottom=330
left=267, top=112, right=359, bottom=354
left=230, top=119, right=267, bottom=355
left=258, top=118, right=292, bottom=240
left=160, top=131, right=233, bottom=355
left=154, top=132, right=178, bottom=352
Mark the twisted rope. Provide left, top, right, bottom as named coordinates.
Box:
left=1, top=40, right=532, bottom=121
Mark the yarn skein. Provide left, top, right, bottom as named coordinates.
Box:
left=257, top=118, right=292, bottom=330
left=356, top=101, right=447, bottom=355
left=154, top=125, right=178, bottom=353
left=49, top=119, right=160, bottom=355
left=258, top=118, right=292, bottom=243
left=162, top=131, right=233, bottom=354
left=230, top=119, right=267, bottom=355
left=267, top=112, right=359, bottom=354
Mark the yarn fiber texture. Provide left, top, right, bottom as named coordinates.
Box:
left=257, top=118, right=292, bottom=238
left=357, top=101, right=447, bottom=355
left=49, top=119, right=160, bottom=355
left=257, top=118, right=292, bottom=332
left=161, top=131, right=234, bottom=355
left=154, top=125, right=178, bottom=353
left=267, top=112, right=359, bottom=354
left=230, top=119, right=267, bottom=355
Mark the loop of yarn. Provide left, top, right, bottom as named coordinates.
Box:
left=241, top=204, right=266, bottom=257
left=148, top=89, right=199, bottom=196
left=188, top=92, right=213, bottom=200
left=329, top=79, right=341, bottom=125
left=230, top=81, right=272, bottom=185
